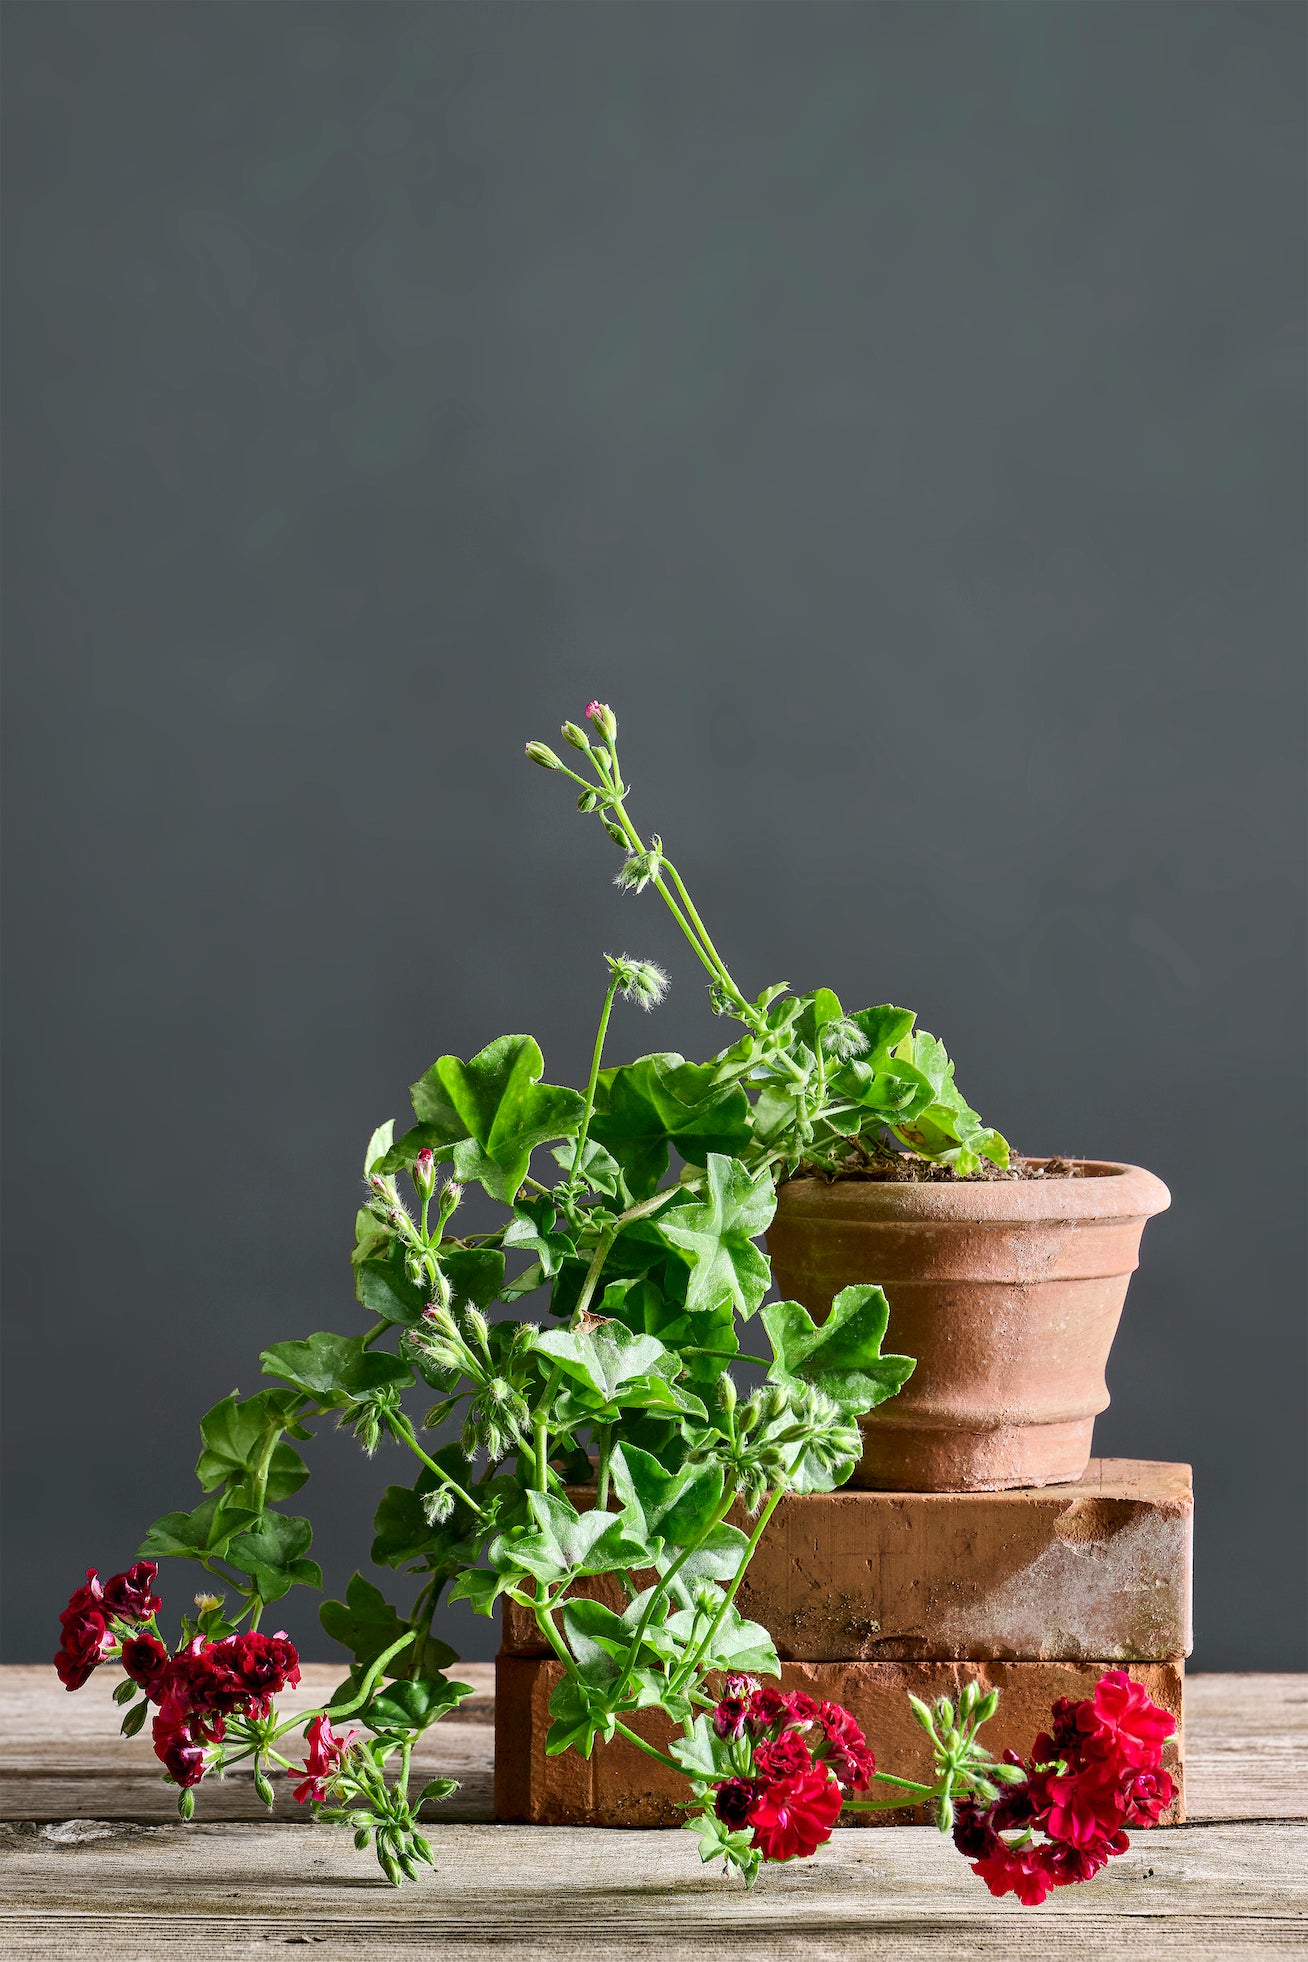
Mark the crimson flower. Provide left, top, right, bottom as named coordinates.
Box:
left=1043, top=1760, right=1128, bottom=1849
left=713, top=1778, right=761, bottom=1831
left=745, top=1685, right=790, bottom=1734
left=293, top=1715, right=355, bottom=1805
left=101, top=1562, right=162, bottom=1622
left=747, top=1764, right=843, bottom=1862
left=121, top=1631, right=170, bottom=1698
left=753, top=1731, right=811, bottom=1782
left=816, top=1701, right=876, bottom=1792
left=151, top=1710, right=208, bottom=1789
left=971, top=1841, right=1055, bottom=1907
left=1122, top=1766, right=1176, bottom=1827
left=1077, top=1670, right=1175, bottom=1772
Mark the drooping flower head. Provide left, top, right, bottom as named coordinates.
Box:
left=293, top=1714, right=357, bottom=1805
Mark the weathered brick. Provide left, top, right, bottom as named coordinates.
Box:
left=494, top=1656, right=1185, bottom=1827
left=499, top=1459, right=1192, bottom=1662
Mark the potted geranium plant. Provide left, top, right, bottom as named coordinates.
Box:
left=54, top=702, right=1176, bottom=1903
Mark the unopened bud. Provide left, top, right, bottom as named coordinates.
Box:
left=974, top=1689, right=1000, bottom=1724
left=613, top=847, right=663, bottom=895
left=605, top=952, right=669, bottom=1009
left=585, top=700, right=617, bottom=741
left=717, top=1373, right=738, bottom=1418
left=935, top=1697, right=955, bottom=1729
left=411, top=1148, right=437, bottom=1200
left=254, top=1767, right=275, bottom=1808
left=560, top=721, right=590, bottom=751
left=178, top=1788, right=196, bottom=1821
left=524, top=741, right=563, bottom=771
left=421, top=1486, right=456, bottom=1526
left=194, top=1593, right=222, bottom=1613
left=908, top=1694, right=937, bottom=1736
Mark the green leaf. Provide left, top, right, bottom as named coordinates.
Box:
left=590, top=1055, right=752, bottom=1198
left=403, top=1036, right=586, bottom=1202
left=608, top=1443, right=725, bottom=1549
left=138, top=1492, right=259, bottom=1562
left=544, top=1673, right=614, bottom=1756
left=364, top=1120, right=396, bottom=1174
left=447, top=1567, right=514, bottom=1616
left=194, top=1392, right=309, bottom=1503
left=503, top=1207, right=576, bottom=1279
left=659, top=1521, right=750, bottom=1587
left=225, top=1513, right=322, bottom=1602
left=370, top=1486, right=435, bottom=1570
left=666, top=1599, right=777, bottom=1675
left=559, top=1598, right=627, bottom=1686
left=319, top=1573, right=455, bottom=1675
left=120, top=1699, right=149, bottom=1738
left=489, top=1492, right=650, bottom=1587
left=364, top=1676, right=475, bottom=1734
left=849, top=1005, right=918, bottom=1060
left=550, top=1138, right=622, bottom=1197
left=534, top=1323, right=669, bottom=1403
left=669, top=1714, right=721, bottom=1781
left=442, top=1246, right=506, bottom=1308
left=762, top=1285, right=915, bottom=1415
left=354, top=1243, right=430, bottom=1327
left=655, top=1154, right=775, bottom=1318
left=260, top=1332, right=413, bottom=1405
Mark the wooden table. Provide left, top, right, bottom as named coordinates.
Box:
left=2, top=1667, right=1304, bottom=1958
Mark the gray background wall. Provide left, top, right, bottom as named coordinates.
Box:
left=4, top=1, right=1304, bottom=1672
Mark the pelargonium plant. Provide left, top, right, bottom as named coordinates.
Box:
left=56, top=702, right=1175, bottom=1897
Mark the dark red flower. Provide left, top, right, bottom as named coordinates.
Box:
left=713, top=1778, right=761, bottom=1830
left=151, top=1710, right=208, bottom=1789
left=754, top=1731, right=812, bottom=1782
left=293, top=1715, right=355, bottom=1805
left=745, top=1685, right=790, bottom=1735
left=712, top=1675, right=758, bottom=1741
left=1039, top=1837, right=1113, bottom=1886
left=816, top=1701, right=876, bottom=1792
left=54, top=1607, right=115, bottom=1690
left=971, top=1841, right=1055, bottom=1907
left=748, top=1765, right=843, bottom=1862
left=59, top=1571, right=104, bottom=1627
left=101, top=1562, right=162, bottom=1623
left=952, top=1798, right=1001, bottom=1861
left=121, top=1631, right=169, bottom=1698
left=1043, top=1760, right=1128, bottom=1849
left=1121, top=1765, right=1175, bottom=1827
left=1078, top=1671, right=1175, bottom=1773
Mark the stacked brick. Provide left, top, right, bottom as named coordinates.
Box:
left=494, top=1459, right=1192, bottom=1826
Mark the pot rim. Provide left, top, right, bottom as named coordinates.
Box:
left=772, top=1159, right=1170, bottom=1224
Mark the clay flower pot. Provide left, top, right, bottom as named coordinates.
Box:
left=766, top=1161, right=1170, bottom=1493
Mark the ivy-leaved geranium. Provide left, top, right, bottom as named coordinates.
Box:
left=55, top=701, right=1173, bottom=1902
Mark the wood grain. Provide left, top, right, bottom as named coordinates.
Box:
left=1, top=1668, right=1303, bottom=1958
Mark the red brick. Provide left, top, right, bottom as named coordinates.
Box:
left=499, top=1459, right=1192, bottom=1662
left=494, top=1655, right=1184, bottom=1828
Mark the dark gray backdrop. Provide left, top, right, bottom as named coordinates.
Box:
left=4, top=1, right=1304, bottom=1671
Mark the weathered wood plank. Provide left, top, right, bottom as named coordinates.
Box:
left=1, top=1668, right=1303, bottom=1958
left=0, top=1818, right=1303, bottom=1959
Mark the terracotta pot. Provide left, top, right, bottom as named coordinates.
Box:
left=766, top=1160, right=1170, bottom=1493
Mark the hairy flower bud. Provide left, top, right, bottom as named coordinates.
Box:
left=560, top=721, right=590, bottom=751
left=411, top=1148, right=437, bottom=1200
left=421, top=1486, right=456, bottom=1527
left=821, top=1017, right=869, bottom=1061
left=613, top=847, right=662, bottom=894
left=524, top=741, right=563, bottom=770
left=585, top=700, right=617, bottom=741
left=605, top=952, right=670, bottom=1010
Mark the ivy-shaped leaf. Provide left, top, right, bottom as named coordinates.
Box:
left=655, top=1154, right=775, bottom=1318
left=225, top=1513, right=322, bottom=1602
left=364, top=1675, right=475, bottom=1734
left=260, top=1332, right=412, bottom=1406
left=590, top=1055, right=752, bottom=1199
left=194, top=1392, right=309, bottom=1503
left=137, top=1492, right=258, bottom=1563
left=385, top=1036, right=585, bottom=1201
left=761, top=1285, right=915, bottom=1416
left=319, top=1572, right=455, bottom=1675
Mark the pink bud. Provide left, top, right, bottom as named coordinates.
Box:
left=586, top=700, right=617, bottom=741
left=412, top=1147, right=437, bottom=1199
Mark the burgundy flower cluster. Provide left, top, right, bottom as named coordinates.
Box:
left=710, top=1675, right=875, bottom=1862
left=146, top=1630, right=302, bottom=1788
left=55, top=1567, right=300, bottom=1791
left=952, top=1670, right=1177, bottom=1906
left=55, top=1563, right=162, bottom=1689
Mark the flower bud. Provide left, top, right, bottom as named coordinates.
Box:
left=421, top=1486, right=456, bottom=1526
left=613, top=846, right=662, bottom=894
left=561, top=721, right=591, bottom=751
left=974, top=1689, right=1000, bottom=1724
left=254, top=1767, right=275, bottom=1809
left=717, top=1372, right=738, bottom=1417
left=935, top=1696, right=955, bottom=1729
left=178, top=1788, right=196, bottom=1821
left=524, top=741, right=563, bottom=770
left=605, top=952, right=670, bottom=1009
left=577, top=789, right=600, bottom=813
left=908, top=1694, right=937, bottom=1736
left=411, top=1148, right=437, bottom=1200
left=585, top=700, right=617, bottom=741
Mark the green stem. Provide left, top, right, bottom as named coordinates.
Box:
left=388, top=1414, right=482, bottom=1517
left=612, top=1721, right=688, bottom=1778
left=671, top=1487, right=782, bottom=1694
left=270, top=1629, right=418, bottom=1740
left=569, top=1227, right=615, bottom=1326
left=569, top=975, right=621, bottom=1193
left=863, top=1771, right=938, bottom=1797
left=609, top=1491, right=736, bottom=1709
